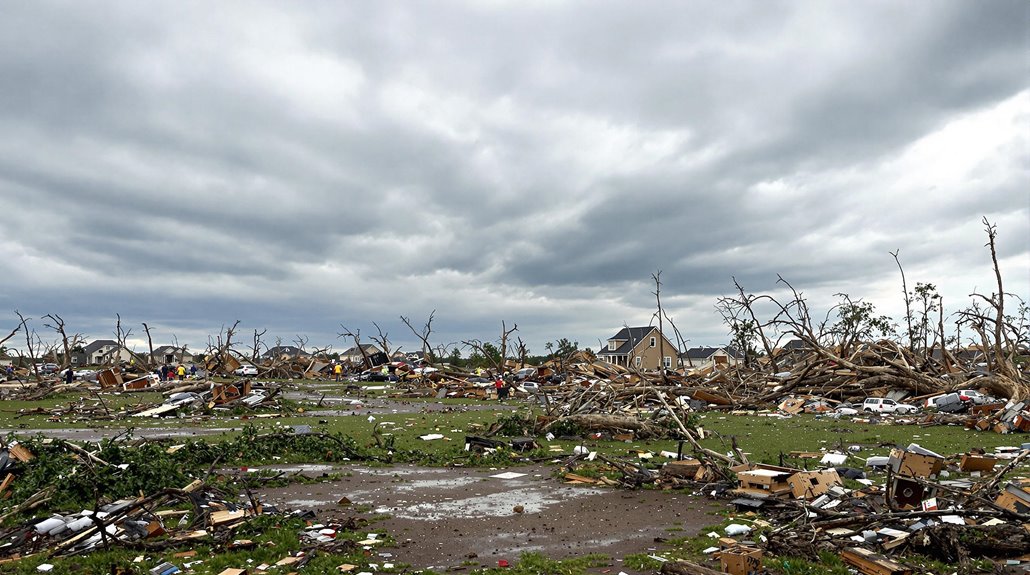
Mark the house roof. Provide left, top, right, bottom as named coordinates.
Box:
left=341, top=344, right=380, bottom=356
left=681, top=346, right=744, bottom=360
left=782, top=339, right=808, bottom=351
left=82, top=340, right=119, bottom=355
left=262, top=345, right=309, bottom=358
left=598, top=326, right=658, bottom=355
left=152, top=345, right=189, bottom=356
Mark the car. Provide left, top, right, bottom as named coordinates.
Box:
left=58, top=368, right=97, bottom=381
left=519, top=381, right=540, bottom=392
left=165, top=392, right=203, bottom=407
left=357, top=370, right=398, bottom=382
left=233, top=365, right=259, bottom=377
left=956, top=389, right=988, bottom=404
left=862, top=397, right=918, bottom=414
left=512, top=367, right=537, bottom=381
left=38, top=363, right=60, bottom=374
left=924, top=393, right=960, bottom=409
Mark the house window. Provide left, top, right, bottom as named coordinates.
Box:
left=649, top=337, right=656, bottom=348
left=608, top=341, right=616, bottom=351
left=664, top=356, right=672, bottom=368
left=634, top=356, right=641, bottom=368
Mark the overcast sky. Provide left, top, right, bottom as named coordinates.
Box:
left=1, top=1, right=1027, bottom=358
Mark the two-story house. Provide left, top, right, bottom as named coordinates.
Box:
left=340, top=344, right=383, bottom=364
left=151, top=346, right=194, bottom=365
left=73, top=340, right=134, bottom=366
left=597, top=326, right=678, bottom=371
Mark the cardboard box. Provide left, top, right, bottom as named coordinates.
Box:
left=1014, top=413, right=1030, bottom=432
left=958, top=454, right=997, bottom=472
left=720, top=546, right=762, bottom=575
left=662, top=459, right=702, bottom=478
left=787, top=469, right=842, bottom=499
left=891, top=478, right=932, bottom=509
left=737, top=469, right=793, bottom=496
left=97, top=367, right=123, bottom=389
left=995, top=482, right=1030, bottom=514
left=888, top=448, right=943, bottom=478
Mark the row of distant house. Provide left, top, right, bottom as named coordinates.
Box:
left=69, top=340, right=193, bottom=366
left=63, top=340, right=403, bottom=367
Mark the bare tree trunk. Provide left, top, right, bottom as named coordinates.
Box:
left=141, top=322, right=156, bottom=369
left=251, top=329, right=266, bottom=363
left=652, top=271, right=667, bottom=381
left=15, top=312, right=39, bottom=380
left=370, top=323, right=391, bottom=357
left=499, top=321, right=517, bottom=374
left=339, top=325, right=371, bottom=369
left=982, top=217, right=1015, bottom=377
left=733, top=278, right=780, bottom=372
left=401, top=311, right=436, bottom=365
left=891, top=250, right=916, bottom=354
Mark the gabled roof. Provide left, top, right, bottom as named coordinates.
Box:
left=341, top=344, right=380, bottom=356
left=681, top=346, right=744, bottom=360
left=262, top=345, right=309, bottom=358
left=782, top=339, right=808, bottom=351
left=152, top=345, right=188, bottom=356
left=598, top=326, right=658, bottom=355
left=83, top=340, right=119, bottom=355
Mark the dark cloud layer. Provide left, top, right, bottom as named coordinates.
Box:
left=0, top=1, right=1026, bottom=354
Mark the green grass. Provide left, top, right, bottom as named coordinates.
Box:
left=471, top=552, right=609, bottom=575
left=1, top=515, right=381, bottom=575
left=766, top=552, right=852, bottom=575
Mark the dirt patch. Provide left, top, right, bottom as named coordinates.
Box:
left=256, top=464, right=717, bottom=572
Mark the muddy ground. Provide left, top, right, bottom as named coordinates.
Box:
left=256, top=463, right=718, bottom=572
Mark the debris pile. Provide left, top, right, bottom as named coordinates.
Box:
left=590, top=436, right=1030, bottom=574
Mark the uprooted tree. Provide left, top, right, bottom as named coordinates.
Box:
left=717, top=217, right=1029, bottom=401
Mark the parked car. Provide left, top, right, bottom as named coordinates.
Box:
left=233, top=365, right=259, bottom=377
left=59, top=368, right=97, bottom=381
left=862, top=397, right=918, bottom=414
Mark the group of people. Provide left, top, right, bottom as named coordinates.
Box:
left=155, top=363, right=196, bottom=382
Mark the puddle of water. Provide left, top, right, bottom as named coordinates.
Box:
left=378, top=486, right=603, bottom=520
left=285, top=498, right=335, bottom=508
left=247, top=463, right=341, bottom=474
left=390, top=477, right=480, bottom=492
